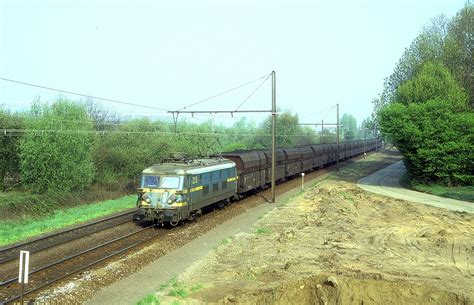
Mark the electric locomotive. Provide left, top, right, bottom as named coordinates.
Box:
left=136, top=139, right=381, bottom=225
left=137, top=158, right=237, bottom=225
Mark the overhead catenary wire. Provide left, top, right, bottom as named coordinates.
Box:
left=0, top=128, right=321, bottom=138
left=299, top=104, right=337, bottom=122
left=176, top=74, right=271, bottom=111
left=234, top=74, right=271, bottom=111
left=0, top=77, right=170, bottom=112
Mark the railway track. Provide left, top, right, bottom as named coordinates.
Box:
left=0, top=221, right=160, bottom=304
left=0, top=209, right=137, bottom=265
left=0, top=153, right=378, bottom=304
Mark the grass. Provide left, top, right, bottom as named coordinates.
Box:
left=219, top=238, right=230, bottom=246
left=400, top=173, right=474, bottom=202
left=136, top=294, right=160, bottom=305
left=155, top=277, right=204, bottom=302
left=0, top=195, right=135, bottom=246
left=0, top=178, right=133, bottom=221
left=168, top=287, right=189, bottom=298
left=255, top=227, right=271, bottom=234
left=278, top=188, right=305, bottom=207
left=340, top=191, right=355, bottom=202
left=190, top=283, right=204, bottom=293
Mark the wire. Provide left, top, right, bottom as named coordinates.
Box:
left=176, top=74, right=271, bottom=111
left=234, top=74, right=270, bottom=111
left=299, top=104, right=337, bottom=122
left=0, top=128, right=321, bottom=138
left=0, top=77, right=170, bottom=112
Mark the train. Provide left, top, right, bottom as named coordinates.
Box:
left=136, top=139, right=381, bottom=225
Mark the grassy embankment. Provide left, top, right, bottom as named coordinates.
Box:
left=0, top=194, right=135, bottom=246
left=400, top=173, right=474, bottom=203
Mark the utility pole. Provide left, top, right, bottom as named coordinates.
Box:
left=271, top=70, right=276, bottom=203
left=321, top=120, right=324, bottom=144
left=336, top=103, right=340, bottom=171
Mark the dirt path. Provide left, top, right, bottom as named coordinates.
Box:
left=357, top=161, right=474, bottom=213
left=147, top=152, right=474, bottom=305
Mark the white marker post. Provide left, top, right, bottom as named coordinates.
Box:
left=301, top=173, right=305, bottom=190
left=19, top=250, right=30, bottom=305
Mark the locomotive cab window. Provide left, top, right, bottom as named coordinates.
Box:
left=141, top=175, right=183, bottom=189
left=142, top=175, right=159, bottom=188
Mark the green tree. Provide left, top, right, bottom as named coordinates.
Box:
left=255, top=110, right=314, bottom=147
left=379, top=62, right=472, bottom=185
left=442, top=2, right=474, bottom=106
left=340, top=114, right=358, bottom=141
left=0, top=109, right=23, bottom=191
left=20, top=99, right=95, bottom=193
left=381, top=15, right=449, bottom=106
left=373, top=3, right=473, bottom=127
left=93, top=118, right=172, bottom=183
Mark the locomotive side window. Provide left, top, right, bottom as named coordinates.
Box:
left=211, top=171, right=220, bottom=182
left=202, top=173, right=210, bottom=185
left=221, top=169, right=229, bottom=180
left=191, top=175, right=200, bottom=186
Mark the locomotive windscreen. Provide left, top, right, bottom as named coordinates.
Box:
left=141, top=175, right=183, bottom=189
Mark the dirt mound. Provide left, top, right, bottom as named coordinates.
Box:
left=228, top=275, right=469, bottom=305
left=170, top=179, right=473, bottom=304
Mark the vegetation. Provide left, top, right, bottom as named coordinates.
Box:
left=0, top=195, right=134, bottom=245
left=255, top=227, right=272, bottom=234
left=373, top=3, right=473, bottom=187
left=136, top=294, right=161, bottom=305
left=400, top=173, right=474, bottom=202
left=1, top=99, right=370, bottom=213
left=20, top=100, right=95, bottom=193
left=0, top=108, right=22, bottom=191
left=154, top=277, right=203, bottom=302
left=340, top=114, right=358, bottom=140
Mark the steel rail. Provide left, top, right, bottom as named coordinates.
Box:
left=0, top=225, right=153, bottom=287
left=0, top=210, right=136, bottom=254
left=0, top=216, right=137, bottom=266
left=1, top=225, right=156, bottom=304
left=3, top=224, right=157, bottom=304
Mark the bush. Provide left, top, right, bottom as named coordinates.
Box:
left=93, top=119, right=172, bottom=182
left=0, top=108, right=23, bottom=191
left=380, top=63, right=473, bottom=185
left=20, top=99, right=95, bottom=193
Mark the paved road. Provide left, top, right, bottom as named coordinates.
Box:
left=357, top=161, right=473, bottom=213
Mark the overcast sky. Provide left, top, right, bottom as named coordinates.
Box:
left=0, top=0, right=466, bottom=126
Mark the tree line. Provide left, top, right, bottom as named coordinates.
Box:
left=1, top=99, right=371, bottom=194
left=372, top=2, right=473, bottom=186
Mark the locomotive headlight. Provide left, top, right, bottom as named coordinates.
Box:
left=167, top=194, right=185, bottom=205
left=141, top=193, right=151, bottom=203
left=167, top=194, right=177, bottom=204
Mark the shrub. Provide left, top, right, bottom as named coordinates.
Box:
left=20, top=99, right=95, bottom=193
left=380, top=63, right=473, bottom=185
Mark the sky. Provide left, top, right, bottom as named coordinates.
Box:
left=0, top=0, right=467, bottom=127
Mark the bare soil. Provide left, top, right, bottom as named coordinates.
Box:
left=156, top=152, right=474, bottom=304
left=30, top=152, right=373, bottom=304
